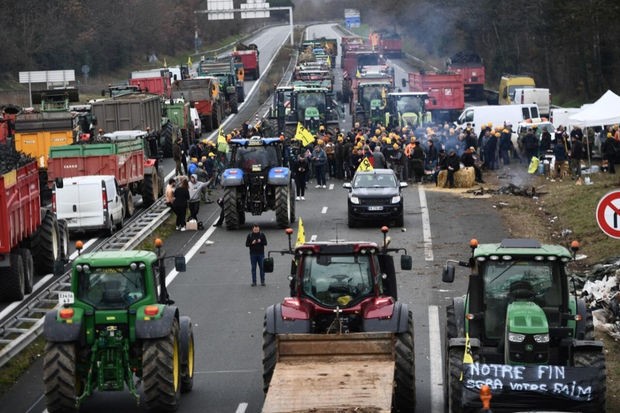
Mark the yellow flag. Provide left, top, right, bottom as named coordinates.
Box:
left=357, top=157, right=374, bottom=172
left=295, top=217, right=306, bottom=247
left=163, top=58, right=168, bottom=68
left=187, top=56, right=193, bottom=66
left=326, top=55, right=332, bottom=67
left=294, top=122, right=315, bottom=147
left=356, top=68, right=361, bottom=78
left=217, top=126, right=228, bottom=153
left=459, top=331, right=474, bottom=381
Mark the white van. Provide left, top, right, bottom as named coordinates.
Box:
left=190, top=107, right=202, bottom=139
left=512, top=88, right=551, bottom=117
left=53, top=175, right=124, bottom=235
left=456, top=104, right=540, bottom=136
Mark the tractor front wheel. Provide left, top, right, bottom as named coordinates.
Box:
left=179, top=316, right=195, bottom=393
left=43, top=342, right=81, bottom=413
left=142, top=319, right=181, bottom=411
left=275, top=185, right=293, bottom=228
left=393, top=310, right=415, bottom=412
left=574, top=348, right=606, bottom=413
left=262, top=317, right=277, bottom=394
left=447, top=347, right=465, bottom=413
left=223, top=187, right=240, bottom=230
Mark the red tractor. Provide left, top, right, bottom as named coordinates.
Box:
left=261, top=227, right=416, bottom=412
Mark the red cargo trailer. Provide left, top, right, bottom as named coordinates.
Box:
left=409, top=72, right=464, bottom=122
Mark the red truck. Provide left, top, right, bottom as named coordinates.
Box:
left=0, top=147, right=67, bottom=302
left=369, top=31, right=402, bottom=58
left=342, top=50, right=385, bottom=79
left=409, top=71, right=464, bottom=122
left=447, top=51, right=486, bottom=101
left=47, top=130, right=163, bottom=212
left=232, top=43, right=260, bottom=80
left=129, top=68, right=172, bottom=98
left=171, top=77, right=224, bottom=133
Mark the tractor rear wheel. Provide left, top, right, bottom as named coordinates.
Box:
left=574, top=348, right=606, bottom=413
left=31, top=211, right=59, bottom=275
left=447, top=347, right=465, bottom=413
left=18, top=248, right=34, bottom=294
left=57, top=219, right=70, bottom=262
left=161, top=122, right=174, bottom=158
left=275, top=185, right=292, bottom=228
left=223, top=187, right=240, bottom=230
left=142, top=318, right=181, bottom=412
left=230, top=94, right=238, bottom=114
left=0, top=252, right=25, bottom=302
left=262, top=317, right=277, bottom=394
left=43, top=342, right=81, bottom=413
left=393, top=310, right=415, bottom=412
left=179, top=316, right=195, bottom=393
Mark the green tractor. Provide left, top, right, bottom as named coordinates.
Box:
left=442, top=238, right=606, bottom=413
left=42, top=240, right=194, bottom=412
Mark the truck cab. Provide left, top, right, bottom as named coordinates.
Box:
left=499, top=75, right=536, bottom=105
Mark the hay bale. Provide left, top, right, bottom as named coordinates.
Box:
left=437, top=167, right=476, bottom=188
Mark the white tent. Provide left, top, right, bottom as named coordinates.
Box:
left=569, top=90, right=620, bottom=127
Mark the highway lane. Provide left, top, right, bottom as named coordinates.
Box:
left=0, top=23, right=511, bottom=413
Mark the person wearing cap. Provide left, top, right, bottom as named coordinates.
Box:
left=409, top=140, right=426, bottom=183
left=173, top=138, right=184, bottom=176
left=483, top=132, right=499, bottom=170
left=172, top=177, right=190, bottom=231
left=188, top=173, right=209, bottom=222
left=498, top=128, right=514, bottom=166
left=522, top=127, right=539, bottom=162
left=389, top=143, right=404, bottom=180
left=461, top=146, right=484, bottom=183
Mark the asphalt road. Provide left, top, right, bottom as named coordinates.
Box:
left=0, top=24, right=510, bottom=413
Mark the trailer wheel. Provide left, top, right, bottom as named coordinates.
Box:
left=43, top=342, right=81, bottom=413
left=0, top=252, right=25, bottom=302
left=124, top=190, right=135, bottom=218
left=57, top=219, right=69, bottom=262
left=393, top=310, right=415, bottom=413
left=31, top=212, right=59, bottom=276
left=224, top=187, right=240, bottom=230
left=142, top=318, right=181, bottom=411
left=574, top=348, right=606, bottom=413
left=275, top=185, right=293, bottom=228
left=17, top=248, right=34, bottom=294
left=179, top=316, right=195, bottom=393
left=143, top=173, right=159, bottom=207
left=262, top=317, right=277, bottom=394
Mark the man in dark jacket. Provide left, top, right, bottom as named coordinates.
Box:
left=569, top=136, right=584, bottom=178
left=461, top=147, right=484, bottom=183
left=522, top=128, right=539, bottom=162
left=245, top=224, right=268, bottom=286
left=601, top=133, right=618, bottom=174
left=446, top=150, right=460, bottom=188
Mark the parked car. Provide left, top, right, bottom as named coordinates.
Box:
left=343, top=168, right=407, bottom=228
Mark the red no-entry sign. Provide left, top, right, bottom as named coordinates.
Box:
left=596, top=190, right=620, bottom=239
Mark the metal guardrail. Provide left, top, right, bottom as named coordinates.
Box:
left=0, top=198, right=171, bottom=368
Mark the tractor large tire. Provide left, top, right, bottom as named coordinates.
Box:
left=262, top=317, right=277, bottom=394
left=0, top=252, right=25, bottom=302
left=230, top=94, right=238, bottom=114
left=17, top=248, right=34, bottom=294
left=57, top=219, right=69, bottom=262
left=447, top=347, right=465, bottom=413
left=179, top=316, right=195, bottom=393
left=143, top=173, right=159, bottom=208
left=30, top=212, right=59, bottom=276
left=574, top=348, right=606, bottom=413
left=446, top=304, right=461, bottom=339
left=275, top=185, right=293, bottom=228
left=161, top=122, right=174, bottom=158
left=223, top=187, right=240, bottom=230
left=43, top=342, right=81, bottom=413
left=124, top=189, right=135, bottom=218
left=393, top=310, right=415, bottom=413
left=584, top=308, right=595, bottom=340
left=142, top=318, right=181, bottom=412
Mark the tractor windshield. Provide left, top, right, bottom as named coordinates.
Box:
left=360, top=85, right=387, bottom=111
left=482, top=260, right=563, bottom=339
left=297, top=92, right=326, bottom=114
left=77, top=267, right=146, bottom=309
left=301, top=254, right=375, bottom=307
left=235, top=145, right=280, bottom=172
left=395, top=95, right=424, bottom=113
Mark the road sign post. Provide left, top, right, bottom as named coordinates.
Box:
left=596, top=190, right=620, bottom=239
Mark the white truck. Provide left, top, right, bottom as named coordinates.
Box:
left=456, top=103, right=540, bottom=136
left=512, top=87, right=551, bottom=117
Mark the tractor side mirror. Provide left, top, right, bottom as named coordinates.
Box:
left=401, top=78, right=407, bottom=88
left=400, top=254, right=412, bottom=270
left=174, top=256, right=186, bottom=272
left=442, top=264, right=455, bottom=283
left=264, top=257, right=274, bottom=273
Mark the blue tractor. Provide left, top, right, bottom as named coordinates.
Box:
left=221, top=136, right=295, bottom=230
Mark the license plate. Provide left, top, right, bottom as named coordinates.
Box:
left=368, top=206, right=383, bottom=211
left=58, top=291, right=75, bottom=305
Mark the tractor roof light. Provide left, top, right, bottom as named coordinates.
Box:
left=469, top=238, right=479, bottom=249
left=501, top=255, right=512, bottom=261
left=130, top=262, right=138, bottom=271
left=489, top=255, right=499, bottom=261
left=59, top=308, right=74, bottom=319
left=380, top=226, right=389, bottom=234
left=154, top=238, right=163, bottom=248
left=285, top=228, right=294, bottom=235
left=75, top=240, right=84, bottom=251
left=560, top=257, right=570, bottom=262
left=139, top=263, right=146, bottom=270
left=534, top=255, right=545, bottom=261
left=570, top=240, right=580, bottom=253
left=547, top=255, right=557, bottom=261
left=476, top=257, right=486, bottom=262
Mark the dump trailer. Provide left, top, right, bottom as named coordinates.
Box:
left=197, top=59, right=244, bottom=114
left=447, top=51, right=486, bottom=101
left=409, top=71, right=464, bottom=123
left=0, top=145, right=68, bottom=302
left=129, top=68, right=172, bottom=98
left=263, top=227, right=415, bottom=412
left=163, top=99, right=194, bottom=148
left=42, top=241, right=194, bottom=412
left=232, top=42, right=260, bottom=80
left=171, top=77, right=224, bottom=133
left=442, top=238, right=606, bottom=413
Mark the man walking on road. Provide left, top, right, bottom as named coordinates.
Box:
left=246, top=224, right=268, bottom=286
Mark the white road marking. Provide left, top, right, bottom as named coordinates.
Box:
left=329, top=183, right=334, bottom=190
left=418, top=185, right=434, bottom=261
left=321, top=206, right=328, bottom=214
left=235, top=402, right=249, bottom=413
left=310, top=234, right=317, bottom=242
left=428, top=305, right=443, bottom=413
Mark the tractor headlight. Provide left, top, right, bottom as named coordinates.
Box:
left=350, top=195, right=360, bottom=204
left=534, top=333, right=550, bottom=343
left=508, top=333, right=526, bottom=343
left=391, top=195, right=401, bottom=204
